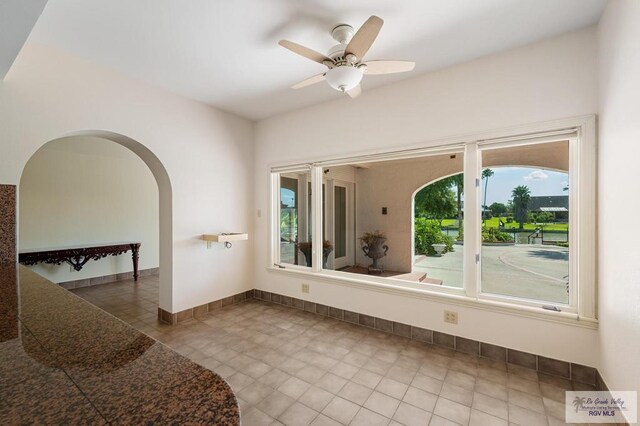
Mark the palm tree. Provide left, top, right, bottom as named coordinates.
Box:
left=511, top=185, right=531, bottom=229
left=482, top=169, right=494, bottom=220
left=451, top=173, right=464, bottom=228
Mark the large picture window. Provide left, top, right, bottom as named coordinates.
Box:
left=270, top=119, right=596, bottom=321
left=479, top=141, right=570, bottom=305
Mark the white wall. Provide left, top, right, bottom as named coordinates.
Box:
left=19, top=136, right=159, bottom=283
left=255, top=27, right=600, bottom=366
left=0, top=42, right=254, bottom=313
left=597, top=0, right=640, bottom=401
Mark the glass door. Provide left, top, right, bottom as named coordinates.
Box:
left=332, top=181, right=354, bottom=269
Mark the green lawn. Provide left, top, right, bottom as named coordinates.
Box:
left=440, top=217, right=568, bottom=232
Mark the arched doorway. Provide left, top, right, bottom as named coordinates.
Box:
left=411, top=172, right=464, bottom=288
left=18, top=130, right=173, bottom=313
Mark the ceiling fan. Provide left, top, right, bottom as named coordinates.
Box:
left=279, top=16, right=415, bottom=98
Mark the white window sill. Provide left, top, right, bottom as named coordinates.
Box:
left=266, top=266, right=598, bottom=330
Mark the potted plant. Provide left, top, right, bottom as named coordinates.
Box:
left=296, top=240, right=333, bottom=268
left=359, top=230, right=389, bottom=274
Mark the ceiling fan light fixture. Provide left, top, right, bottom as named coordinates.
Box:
left=325, top=66, right=363, bottom=92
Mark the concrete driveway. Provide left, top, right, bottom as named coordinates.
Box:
left=414, top=244, right=569, bottom=304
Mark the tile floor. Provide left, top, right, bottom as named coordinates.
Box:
left=72, top=276, right=597, bottom=426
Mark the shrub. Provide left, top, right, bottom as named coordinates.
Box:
left=415, top=218, right=454, bottom=256
left=456, top=226, right=514, bottom=243
left=482, top=227, right=514, bottom=243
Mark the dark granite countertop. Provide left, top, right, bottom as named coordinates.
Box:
left=0, top=264, right=240, bottom=425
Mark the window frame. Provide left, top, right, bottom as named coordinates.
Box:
left=268, top=116, right=597, bottom=324
left=475, top=137, right=576, bottom=312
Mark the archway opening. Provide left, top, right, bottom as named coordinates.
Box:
left=411, top=172, right=465, bottom=288
left=18, top=130, right=172, bottom=316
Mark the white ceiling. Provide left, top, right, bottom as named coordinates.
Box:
left=1, top=0, right=47, bottom=79
left=28, top=0, right=607, bottom=120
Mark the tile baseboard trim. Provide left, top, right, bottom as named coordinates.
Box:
left=58, top=268, right=160, bottom=289
left=158, top=289, right=254, bottom=325
left=251, top=289, right=600, bottom=387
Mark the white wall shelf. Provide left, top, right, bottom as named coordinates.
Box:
left=202, top=233, right=248, bottom=248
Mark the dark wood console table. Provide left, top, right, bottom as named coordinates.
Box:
left=19, top=242, right=141, bottom=281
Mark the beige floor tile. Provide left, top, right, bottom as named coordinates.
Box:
left=257, top=391, right=296, bottom=419
left=321, top=396, right=360, bottom=425
left=351, top=408, right=391, bottom=426
left=260, top=369, right=293, bottom=388
left=475, top=378, right=509, bottom=402
left=73, top=282, right=581, bottom=426
left=403, top=387, right=438, bottom=412
left=337, top=381, right=373, bottom=405
left=330, top=362, right=359, bottom=380
left=310, top=414, right=342, bottom=426
left=434, top=397, right=471, bottom=425
left=478, top=368, right=508, bottom=386
left=413, top=373, right=444, bottom=394
left=542, top=397, right=566, bottom=420
left=445, top=370, right=476, bottom=391
left=393, top=401, right=432, bottom=426
left=469, top=409, right=508, bottom=426
left=342, top=351, right=369, bottom=367
left=299, top=386, right=335, bottom=412
left=507, top=375, right=541, bottom=396
left=237, top=382, right=274, bottom=405
left=242, top=407, right=275, bottom=426
left=227, top=372, right=255, bottom=392
left=508, top=404, right=548, bottom=426
left=297, top=365, right=327, bottom=384
left=365, top=391, right=401, bottom=418
left=440, top=382, right=474, bottom=406
left=419, top=363, right=449, bottom=381
left=278, top=402, right=319, bottom=426
left=364, top=358, right=394, bottom=376
left=316, top=373, right=348, bottom=394
left=539, top=383, right=567, bottom=403
left=386, top=365, right=418, bottom=385
left=508, top=388, right=545, bottom=413
left=507, top=365, right=539, bottom=381
left=472, top=392, right=508, bottom=420
left=245, top=360, right=272, bottom=379
left=376, top=377, right=409, bottom=400
left=279, top=376, right=313, bottom=399
left=428, top=415, right=460, bottom=425
left=352, top=368, right=383, bottom=389
left=375, top=349, right=401, bottom=364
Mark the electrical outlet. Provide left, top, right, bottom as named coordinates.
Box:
left=444, top=310, right=458, bottom=324
left=302, top=283, right=310, bottom=293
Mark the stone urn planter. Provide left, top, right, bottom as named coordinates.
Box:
left=431, top=243, right=447, bottom=256
left=359, top=231, right=389, bottom=274
left=297, top=240, right=333, bottom=268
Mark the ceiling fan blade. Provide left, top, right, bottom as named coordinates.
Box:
left=345, top=15, right=384, bottom=60
left=279, top=40, right=333, bottom=65
left=363, top=60, right=415, bottom=75
left=346, top=84, right=362, bottom=98
left=291, top=73, right=326, bottom=89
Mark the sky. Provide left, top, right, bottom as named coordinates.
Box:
left=483, top=167, right=568, bottom=206
left=281, top=188, right=295, bottom=208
